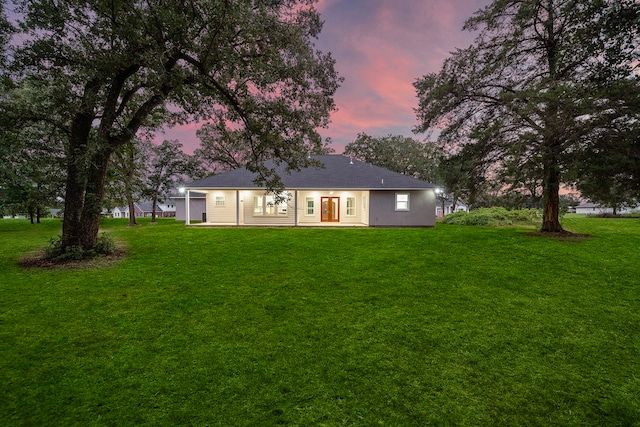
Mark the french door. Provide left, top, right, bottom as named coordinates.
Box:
left=321, top=196, right=340, bottom=222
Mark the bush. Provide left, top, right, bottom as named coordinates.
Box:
left=441, top=208, right=541, bottom=227
left=44, top=233, right=116, bottom=261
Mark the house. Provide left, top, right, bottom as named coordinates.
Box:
left=575, top=201, right=637, bottom=215
left=111, top=206, right=126, bottom=218
left=436, top=198, right=468, bottom=217
left=109, top=200, right=176, bottom=218
left=179, top=155, right=438, bottom=227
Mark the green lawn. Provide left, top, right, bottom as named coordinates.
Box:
left=1, top=217, right=639, bottom=426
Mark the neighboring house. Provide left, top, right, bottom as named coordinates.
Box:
left=109, top=200, right=176, bottom=218
left=158, top=201, right=176, bottom=217
left=171, top=192, right=207, bottom=222
left=436, top=198, right=468, bottom=217
left=575, top=201, right=637, bottom=215
left=111, top=206, right=125, bottom=218
left=180, top=155, right=438, bottom=227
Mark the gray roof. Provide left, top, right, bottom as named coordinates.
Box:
left=185, top=155, right=435, bottom=190
left=136, top=200, right=164, bottom=212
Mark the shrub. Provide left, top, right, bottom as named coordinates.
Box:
left=44, top=233, right=116, bottom=261
left=441, top=208, right=540, bottom=227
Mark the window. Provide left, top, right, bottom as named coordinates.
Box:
left=215, top=196, right=225, bottom=207
left=305, top=198, right=315, bottom=215
left=254, top=193, right=289, bottom=216
left=395, top=193, right=410, bottom=211
left=254, top=196, right=263, bottom=214
left=265, top=195, right=276, bottom=215
left=346, top=197, right=356, bottom=216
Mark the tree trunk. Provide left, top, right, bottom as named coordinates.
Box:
left=77, top=146, right=113, bottom=250
left=540, top=159, right=564, bottom=232
left=62, top=113, right=93, bottom=248
left=124, top=145, right=138, bottom=226
left=151, top=197, right=158, bottom=223
left=127, top=197, right=137, bottom=225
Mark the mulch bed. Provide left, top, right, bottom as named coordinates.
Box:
left=18, top=248, right=128, bottom=270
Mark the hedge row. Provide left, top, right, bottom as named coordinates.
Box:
left=441, top=207, right=541, bottom=226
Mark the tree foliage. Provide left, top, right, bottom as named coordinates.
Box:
left=106, top=139, right=153, bottom=226
left=414, top=0, right=640, bottom=232
left=571, top=127, right=640, bottom=214
left=6, top=0, right=341, bottom=250
left=0, top=77, right=66, bottom=222
left=143, top=140, right=196, bottom=223
left=344, top=133, right=443, bottom=183
left=194, top=123, right=335, bottom=175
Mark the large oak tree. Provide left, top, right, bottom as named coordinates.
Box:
left=414, top=0, right=640, bottom=232
left=6, top=0, right=340, bottom=250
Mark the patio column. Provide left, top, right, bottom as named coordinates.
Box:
left=236, top=190, right=240, bottom=226
left=185, top=190, right=190, bottom=226
left=294, top=191, right=298, bottom=226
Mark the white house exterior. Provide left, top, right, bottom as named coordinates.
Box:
left=180, top=155, right=438, bottom=227
left=436, top=199, right=469, bottom=217
left=109, top=200, right=176, bottom=218
left=575, top=202, right=638, bottom=215
left=111, top=207, right=125, bottom=218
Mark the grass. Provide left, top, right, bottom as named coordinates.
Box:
left=1, top=216, right=639, bottom=426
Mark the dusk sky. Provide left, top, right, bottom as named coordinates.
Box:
left=162, top=0, right=493, bottom=154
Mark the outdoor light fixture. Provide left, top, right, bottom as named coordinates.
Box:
left=178, top=187, right=185, bottom=194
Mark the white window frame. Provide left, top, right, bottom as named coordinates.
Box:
left=215, top=196, right=225, bottom=207
left=305, top=197, right=315, bottom=216
left=346, top=197, right=356, bottom=216
left=395, top=193, right=410, bottom=211
left=254, top=195, right=264, bottom=214
left=254, top=193, right=289, bottom=216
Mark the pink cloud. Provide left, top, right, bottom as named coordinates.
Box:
left=166, top=0, right=492, bottom=155
left=315, top=0, right=490, bottom=152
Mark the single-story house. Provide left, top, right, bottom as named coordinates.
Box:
left=109, top=200, right=177, bottom=218
left=575, top=201, right=638, bottom=215
left=179, top=155, right=438, bottom=227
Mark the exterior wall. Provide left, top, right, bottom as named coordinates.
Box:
left=240, top=190, right=296, bottom=226
left=174, top=196, right=207, bottom=221
left=205, top=190, right=238, bottom=224
left=368, top=190, right=436, bottom=227
left=296, top=190, right=368, bottom=226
